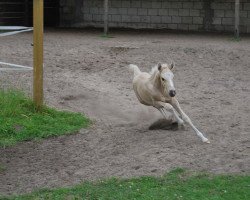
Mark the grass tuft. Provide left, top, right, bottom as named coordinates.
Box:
left=230, top=37, right=241, bottom=42
left=2, top=169, right=249, bottom=200
left=0, top=90, right=90, bottom=146
left=100, top=34, right=115, bottom=38
left=0, top=164, right=6, bottom=172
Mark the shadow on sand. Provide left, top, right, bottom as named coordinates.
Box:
left=148, top=119, right=178, bottom=131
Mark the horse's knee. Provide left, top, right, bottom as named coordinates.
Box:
left=164, top=104, right=174, bottom=110
left=153, top=104, right=162, bottom=110
left=182, top=115, right=190, bottom=123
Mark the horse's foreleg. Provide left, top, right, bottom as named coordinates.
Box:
left=154, top=102, right=184, bottom=126
left=171, top=98, right=210, bottom=143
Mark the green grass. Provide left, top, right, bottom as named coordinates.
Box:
left=100, top=34, right=115, bottom=38
left=0, top=90, right=90, bottom=146
left=0, top=164, right=6, bottom=172
left=2, top=168, right=249, bottom=200
left=229, top=37, right=241, bottom=42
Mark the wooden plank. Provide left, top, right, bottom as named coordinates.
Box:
left=25, top=0, right=29, bottom=26
left=235, top=0, right=240, bottom=38
left=27, top=0, right=59, bottom=27
left=0, top=12, right=25, bottom=17
left=0, top=0, right=59, bottom=26
left=33, top=0, right=44, bottom=108
left=0, top=1, right=25, bottom=25
left=0, top=18, right=23, bottom=25
left=104, top=0, right=109, bottom=35
left=0, top=3, right=24, bottom=12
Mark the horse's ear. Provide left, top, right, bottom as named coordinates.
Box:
left=169, top=61, right=175, bottom=70
left=158, top=63, right=162, bottom=71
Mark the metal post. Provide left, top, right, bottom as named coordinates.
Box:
left=33, top=0, right=44, bottom=109
left=235, top=0, right=240, bottom=38
left=104, top=0, right=109, bottom=35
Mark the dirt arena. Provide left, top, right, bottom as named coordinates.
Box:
left=0, top=29, right=249, bottom=195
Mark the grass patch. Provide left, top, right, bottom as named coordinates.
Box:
left=229, top=37, right=241, bottom=42
left=2, top=169, right=249, bottom=200
left=100, top=34, right=115, bottom=38
left=0, top=164, right=6, bottom=172
left=0, top=90, right=90, bottom=146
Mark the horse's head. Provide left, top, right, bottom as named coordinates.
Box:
left=158, top=62, right=176, bottom=97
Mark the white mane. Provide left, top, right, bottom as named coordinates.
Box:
left=149, top=65, right=158, bottom=75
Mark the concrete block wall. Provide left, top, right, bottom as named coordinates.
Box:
left=60, top=0, right=250, bottom=33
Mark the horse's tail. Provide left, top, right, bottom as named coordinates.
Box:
left=129, top=64, right=141, bottom=77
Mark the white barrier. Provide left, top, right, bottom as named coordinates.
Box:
left=0, top=61, right=32, bottom=71
left=0, top=26, right=33, bottom=37
left=0, top=26, right=30, bottom=30
left=0, top=26, right=33, bottom=71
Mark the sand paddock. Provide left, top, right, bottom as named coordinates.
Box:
left=0, top=29, right=249, bottom=195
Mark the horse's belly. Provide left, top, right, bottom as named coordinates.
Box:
left=133, top=84, right=153, bottom=106
left=137, top=96, right=152, bottom=106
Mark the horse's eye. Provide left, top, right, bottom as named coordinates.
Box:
left=161, top=78, right=165, bottom=81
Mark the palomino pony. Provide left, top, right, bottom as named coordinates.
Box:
left=129, top=62, right=210, bottom=143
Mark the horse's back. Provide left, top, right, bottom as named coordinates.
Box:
left=132, top=73, right=153, bottom=106
left=133, top=72, right=150, bottom=82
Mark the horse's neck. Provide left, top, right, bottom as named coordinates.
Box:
left=150, top=71, right=162, bottom=91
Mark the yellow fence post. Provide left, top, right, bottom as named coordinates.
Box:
left=33, top=0, right=44, bottom=109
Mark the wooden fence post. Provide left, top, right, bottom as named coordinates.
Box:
left=235, top=0, right=240, bottom=38
left=33, top=0, right=44, bottom=109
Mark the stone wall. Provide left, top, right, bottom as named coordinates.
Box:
left=60, top=0, right=250, bottom=33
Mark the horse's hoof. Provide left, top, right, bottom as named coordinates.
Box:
left=203, top=138, right=210, bottom=144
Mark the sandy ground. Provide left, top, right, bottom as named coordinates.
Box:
left=0, top=29, right=249, bottom=196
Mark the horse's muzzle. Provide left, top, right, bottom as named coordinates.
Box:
left=169, top=90, right=176, bottom=97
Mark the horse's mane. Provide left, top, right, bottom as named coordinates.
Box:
left=149, top=65, right=160, bottom=81
left=149, top=65, right=158, bottom=75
